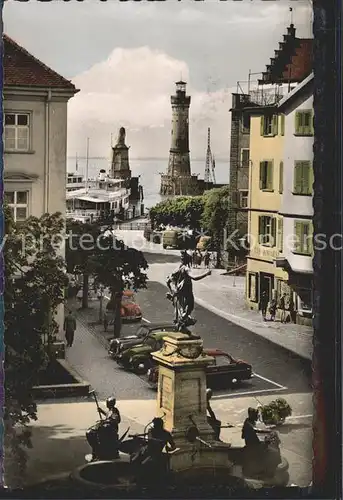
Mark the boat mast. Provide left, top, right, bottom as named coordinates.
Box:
left=85, top=138, right=90, bottom=193
left=75, top=152, right=78, bottom=172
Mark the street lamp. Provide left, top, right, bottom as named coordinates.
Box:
left=97, top=285, right=105, bottom=324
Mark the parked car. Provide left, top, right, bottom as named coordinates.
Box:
left=108, top=322, right=176, bottom=359
left=104, top=291, right=142, bottom=331
left=116, top=330, right=179, bottom=374
left=147, top=349, right=253, bottom=389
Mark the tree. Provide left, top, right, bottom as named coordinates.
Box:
left=201, top=186, right=230, bottom=268
left=4, top=208, right=68, bottom=483
left=149, top=196, right=204, bottom=230
left=65, top=220, right=101, bottom=309
left=91, top=233, right=148, bottom=337
left=65, top=222, right=148, bottom=337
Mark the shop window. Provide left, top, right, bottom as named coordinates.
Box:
left=248, top=273, right=257, bottom=302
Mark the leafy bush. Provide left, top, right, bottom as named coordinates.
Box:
left=260, top=398, right=292, bottom=425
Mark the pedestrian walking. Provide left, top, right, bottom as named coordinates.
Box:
left=204, top=250, right=210, bottom=269
left=288, top=294, right=295, bottom=323
left=279, top=293, right=287, bottom=323
left=64, top=310, right=76, bottom=347
left=192, top=250, right=198, bottom=268
left=259, top=291, right=269, bottom=321
left=269, top=296, right=277, bottom=321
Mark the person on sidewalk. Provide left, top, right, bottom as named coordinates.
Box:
left=204, top=250, right=211, bottom=269
left=259, top=291, right=269, bottom=321
left=269, top=296, right=277, bottom=322
left=279, top=293, right=287, bottom=323
left=63, top=310, right=76, bottom=347
left=206, top=388, right=221, bottom=441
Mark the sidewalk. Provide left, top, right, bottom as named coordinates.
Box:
left=147, top=264, right=313, bottom=361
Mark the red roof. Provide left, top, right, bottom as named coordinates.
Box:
left=282, top=39, right=313, bottom=83
left=3, top=34, right=77, bottom=91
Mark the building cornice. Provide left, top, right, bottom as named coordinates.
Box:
left=3, top=85, right=79, bottom=101
left=4, top=171, right=39, bottom=181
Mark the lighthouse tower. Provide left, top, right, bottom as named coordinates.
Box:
left=160, top=81, right=199, bottom=195
left=168, top=81, right=191, bottom=177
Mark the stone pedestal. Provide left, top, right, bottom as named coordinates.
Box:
left=151, top=333, right=233, bottom=473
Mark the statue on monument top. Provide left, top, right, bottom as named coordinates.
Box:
left=116, top=127, right=126, bottom=146
left=166, top=251, right=211, bottom=335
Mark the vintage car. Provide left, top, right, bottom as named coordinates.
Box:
left=104, top=291, right=142, bottom=330
left=147, top=348, right=253, bottom=389
left=116, top=330, right=180, bottom=374
left=108, top=322, right=176, bottom=360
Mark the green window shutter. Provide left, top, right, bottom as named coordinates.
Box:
left=258, top=216, right=263, bottom=238
left=308, top=222, right=314, bottom=255
left=310, top=110, right=314, bottom=136
left=303, top=111, right=312, bottom=135
left=267, top=161, right=273, bottom=190
left=260, top=116, right=265, bottom=136
left=308, top=163, right=314, bottom=195
left=279, top=161, right=284, bottom=193
left=280, top=114, right=285, bottom=136
left=259, top=162, right=263, bottom=189
left=278, top=217, right=283, bottom=251
left=294, top=161, right=303, bottom=194
left=272, top=115, right=278, bottom=135
left=294, top=221, right=302, bottom=252
left=271, top=217, right=276, bottom=246
left=301, top=161, right=311, bottom=194
left=295, top=112, right=302, bottom=135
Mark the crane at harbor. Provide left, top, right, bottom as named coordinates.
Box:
left=204, top=127, right=216, bottom=185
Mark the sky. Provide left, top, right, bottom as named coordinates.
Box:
left=3, top=0, right=313, bottom=160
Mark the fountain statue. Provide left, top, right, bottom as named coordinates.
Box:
left=166, top=251, right=211, bottom=336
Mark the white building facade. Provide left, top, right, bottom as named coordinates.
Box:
left=3, top=34, right=78, bottom=332
left=276, top=73, right=314, bottom=325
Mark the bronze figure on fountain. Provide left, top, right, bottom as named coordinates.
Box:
left=166, top=251, right=211, bottom=336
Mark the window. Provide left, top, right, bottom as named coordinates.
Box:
left=215, top=355, right=233, bottom=367
left=241, top=148, right=250, bottom=167
left=259, top=161, right=274, bottom=191
left=239, top=190, right=248, bottom=208
left=297, top=289, right=313, bottom=314
left=4, top=113, right=30, bottom=151
left=4, top=191, right=29, bottom=222
left=279, top=161, right=284, bottom=193
left=247, top=272, right=258, bottom=302
left=293, top=220, right=313, bottom=255
left=260, top=114, right=278, bottom=136
left=242, top=113, right=250, bottom=133
left=277, top=217, right=283, bottom=252
left=295, top=110, right=314, bottom=136
left=293, top=161, right=313, bottom=195
left=258, top=215, right=276, bottom=246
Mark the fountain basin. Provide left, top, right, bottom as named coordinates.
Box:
left=71, top=458, right=138, bottom=492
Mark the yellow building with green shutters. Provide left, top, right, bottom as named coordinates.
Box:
left=245, top=105, right=288, bottom=313
left=245, top=74, right=314, bottom=325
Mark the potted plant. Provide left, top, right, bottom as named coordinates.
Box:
left=260, top=398, right=292, bottom=426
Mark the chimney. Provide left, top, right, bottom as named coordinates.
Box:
left=287, top=24, right=296, bottom=38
